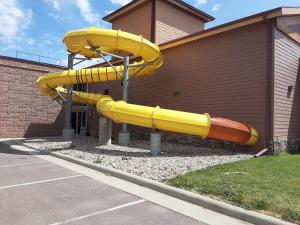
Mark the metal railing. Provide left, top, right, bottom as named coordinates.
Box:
left=15, top=51, right=62, bottom=66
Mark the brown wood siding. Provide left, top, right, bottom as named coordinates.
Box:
left=112, top=2, right=152, bottom=40
left=0, top=57, right=65, bottom=138
left=273, top=28, right=300, bottom=141
left=156, top=0, right=204, bottom=44
left=88, top=22, right=269, bottom=150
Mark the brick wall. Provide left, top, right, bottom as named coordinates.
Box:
left=0, top=56, right=66, bottom=138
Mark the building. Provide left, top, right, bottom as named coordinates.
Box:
left=0, top=56, right=65, bottom=137
left=89, top=1, right=300, bottom=151
left=0, top=0, right=299, bottom=152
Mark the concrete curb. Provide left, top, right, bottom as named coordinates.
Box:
left=6, top=140, right=295, bottom=225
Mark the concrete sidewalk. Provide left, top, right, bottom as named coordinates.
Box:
left=0, top=141, right=251, bottom=225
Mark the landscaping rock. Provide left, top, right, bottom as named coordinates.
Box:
left=19, top=136, right=252, bottom=181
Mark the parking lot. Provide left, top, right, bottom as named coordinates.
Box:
left=0, top=142, right=205, bottom=225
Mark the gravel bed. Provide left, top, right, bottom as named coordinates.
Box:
left=21, top=136, right=252, bottom=181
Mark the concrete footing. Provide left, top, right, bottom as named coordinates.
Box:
left=99, top=117, right=112, bottom=145
left=118, top=131, right=130, bottom=146
left=150, top=132, right=161, bottom=156
left=62, top=128, right=74, bottom=140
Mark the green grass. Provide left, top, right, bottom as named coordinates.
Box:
left=165, top=154, right=300, bottom=224
left=94, top=156, right=102, bottom=164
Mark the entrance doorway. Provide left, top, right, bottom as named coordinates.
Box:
left=71, top=111, right=87, bottom=135
left=71, top=83, right=88, bottom=135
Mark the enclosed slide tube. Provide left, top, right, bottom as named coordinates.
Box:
left=37, top=27, right=259, bottom=146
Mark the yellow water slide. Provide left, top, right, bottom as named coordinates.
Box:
left=37, top=27, right=259, bottom=146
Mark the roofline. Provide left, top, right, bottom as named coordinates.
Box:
left=160, top=7, right=300, bottom=50
left=165, top=0, right=214, bottom=21
left=103, top=0, right=147, bottom=22
left=103, top=0, right=214, bottom=23
left=0, top=55, right=67, bottom=69
left=92, top=7, right=300, bottom=68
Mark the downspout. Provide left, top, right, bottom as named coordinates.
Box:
left=266, top=17, right=275, bottom=154
left=150, top=0, right=157, bottom=43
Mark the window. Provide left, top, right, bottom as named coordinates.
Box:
left=73, top=83, right=87, bottom=92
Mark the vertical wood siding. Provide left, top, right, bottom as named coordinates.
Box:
left=88, top=22, right=269, bottom=150
left=156, top=0, right=204, bottom=44
left=112, top=2, right=152, bottom=41
left=273, top=28, right=300, bottom=141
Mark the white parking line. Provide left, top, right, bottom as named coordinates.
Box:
left=49, top=199, right=146, bottom=225
left=0, top=161, right=48, bottom=168
left=0, top=175, right=83, bottom=190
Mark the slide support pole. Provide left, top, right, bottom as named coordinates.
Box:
left=118, top=56, right=130, bottom=145
left=122, top=56, right=129, bottom=132
left=62, top=53, right=75, bottom=140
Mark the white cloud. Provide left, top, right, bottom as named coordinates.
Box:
left=26, top=37, right=35, bottom=45
left=105, top=10, right=114, bottom=15
left=40, top=33, right=63, bottom=47
left=0, top=0, right=33, bottom=43
left=44, top=0, right=61, bottom=11
left=110, top=0, right=131, bottom=6
left=75, top=0, right=100, bottom=24
left=48, top=12, right=64, bottom=20
left=194, top=0, right=207, bottom=6
left=212, top=3, right=222, bottom=12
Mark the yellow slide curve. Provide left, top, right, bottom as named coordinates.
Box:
left=37, top=27, right=259, bottom=146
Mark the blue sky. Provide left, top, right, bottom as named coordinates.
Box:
left=0, top=0, right=299, bottom=67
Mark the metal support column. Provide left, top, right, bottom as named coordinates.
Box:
left=62, top=53, right=75, bottom=140
left=118, top=56, right=130, bottom=145
left=122, top=56, right=129, bottom=132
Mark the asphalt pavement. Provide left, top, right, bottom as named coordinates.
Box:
left=0, top=142, right=204, bottom=225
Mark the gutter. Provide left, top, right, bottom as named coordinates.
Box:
left=150, top=0, right=156, bottom=43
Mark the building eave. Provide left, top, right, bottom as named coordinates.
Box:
left=103, top=0, right=214, bottom=23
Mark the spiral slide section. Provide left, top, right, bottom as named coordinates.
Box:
left=37, top=27, right=259, bottom=146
